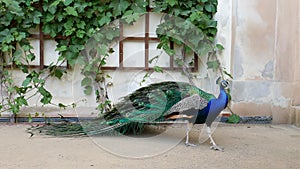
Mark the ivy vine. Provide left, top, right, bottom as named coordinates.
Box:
left=0, top=0, right=225, bottom=117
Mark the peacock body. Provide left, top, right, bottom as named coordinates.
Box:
left=30, top=80, right=229, bottom=150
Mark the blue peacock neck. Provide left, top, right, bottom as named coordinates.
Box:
left=195, top=85, right=229, bottom=125
left=218, top=86, right=229, bottom=109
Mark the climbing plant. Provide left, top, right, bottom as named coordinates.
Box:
left=0, top=0, right=225, bottom=116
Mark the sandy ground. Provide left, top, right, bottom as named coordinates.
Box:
left=0, top=124, right=299, bottom=169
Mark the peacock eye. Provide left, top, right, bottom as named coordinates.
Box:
left=221, top=81, right=228, bottom=87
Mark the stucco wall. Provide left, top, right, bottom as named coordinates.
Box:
left=4, top=0, right=299, bottom=124
left=230, top=0, right=299, bottom=123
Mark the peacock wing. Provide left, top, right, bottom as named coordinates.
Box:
left=165, top=94, right=208, bottom=115
left=162, top=83, right=217, bottom=120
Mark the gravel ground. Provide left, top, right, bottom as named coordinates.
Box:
left=0, top=124, right=299, bottom=169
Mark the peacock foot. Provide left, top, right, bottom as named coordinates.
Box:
left=210, top=144, right=224, bottom=151
left=185, top=142, right=197, bottom=147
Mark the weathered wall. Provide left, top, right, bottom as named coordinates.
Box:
left=4, top=0, right=299, bottom=125
left=230, top=0, right=300, bottom=124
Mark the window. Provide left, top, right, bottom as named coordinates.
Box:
left=102, top=11, right=199, bottom=72
left=28, top=32, right=67, bottom=69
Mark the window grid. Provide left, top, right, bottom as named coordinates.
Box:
left=102, top=10, right=199, bottom=72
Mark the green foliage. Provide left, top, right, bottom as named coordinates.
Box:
left=154, top=0, right=218, bottom=40
left=0, top=0, right=225, bottom=115
left=207, top=60, right=220, bottom=72
left=227, top=113, right=241, bottom=124
left=154, top=0, right=223, bottom=75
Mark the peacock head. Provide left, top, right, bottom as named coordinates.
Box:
left=216, top=77, right=230, bottom=89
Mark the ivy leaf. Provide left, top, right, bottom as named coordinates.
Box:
left=58, top=103, right=67, bottom=109
left=109, top=0, right=130, bottom=16
left=209, top=28, right=217, bottom=36
left=40, top=96, right=52, bottom=105
left=98, top=16, right=111, bottom=27
left=50, top=0, right=61, bottom=8
left=4, top=1, right=23, bottom=16
left=26, top=53, right=35, bottom=62
left=5, top=34, right=15, bottom=44
left=57, top=13, right=64, bottom=22
left=76, top=21, right=86, bottom=29
left=216, top=44, right=224, bottom=50
left=197, top=43, right=212, bottom=56
left=38, top=87, right=52, bottom=105
left=190, top=12, right=199, bottom=22
left=43, top=24, right=51, bottom=35
left=84, top=86, right=93, bottom=95
left=15, top=32, right=26, bottom=41
left=163, top=45, right=175, bottom=56
left=15, top=86, right=28, bottom=95
left=0, top=29, right=10, bottom=42
left=175, top=58, right=184, bottom=66
left=22, top=77, right=32, bottom=87
left=48, top=6, right=57, bottom=15
left=189, top=36, right=201, bottom=48
left=208, top=20, right=218, bottom=28
left=154, top=66, right=163, bottom=73
left=227, top=113, right=241, bottom=124
left=64, top=0, right=73, bottom=6
left=16, top=96, right=28, bottom=106
left=65, top=7, right=78, bottom=16
left=105, top=32, right=115, bottom=41
left=100, top=58, right=107, bottom=66
left=53, top=69, right=64, bottom=79
left=13, top=49, right=23, bottom=65
left=76, top=30, right=85, bottom=38
left=149, top=55, right=159, bottom=64
left=166, top=0, right=177, bottom=7
left=207, top=60, right=220, bottom=72
left=63, top=19, right=74, bottom=29
left=9, top=103, right=19, bottom=114
left=81, top=77, right=92, bottom=86
left=205, top=3, right=216, bottom=13
left=43, top=24, right=57, bottom=37
left=39, top=87, right=49, bottom=96
left=122, top=10, right=140, bottom=24
left=28, top=114, right=32, bottom=123
left=56, top=45, right=67, bottom=52
left=45, top=13, right=55, bottom=22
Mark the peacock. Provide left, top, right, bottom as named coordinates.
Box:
left=29, top=78, right=229, bottom=151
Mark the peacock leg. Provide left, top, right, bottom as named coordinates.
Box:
left=185, top=122, right=196, bottom=147
left=206, top=126, right=224, bottom=151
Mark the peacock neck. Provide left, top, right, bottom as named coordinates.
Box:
left=217, top=87, right=228, bottom=108
left=198, top=86, right=229, bottom=125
